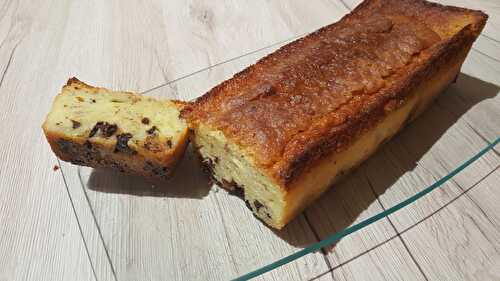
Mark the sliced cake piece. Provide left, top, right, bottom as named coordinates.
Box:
left=43, top=78, right=188, bottom=179
left=181, top=0, right=487, bottom=229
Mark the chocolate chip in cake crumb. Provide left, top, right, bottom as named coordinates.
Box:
left=228, top=185, right=244, bottom=197
left=244, top=200, right=252, bottom=211
left=254, top=200, right=264, bottom=212
left=166, top=139, right=172, bottom=148
left=89, top=122, right=102, bottom=137
left=141, top=117, right=150, bottom=125
left=114, top=133, right=136, bottom=154
left=89, top=122, right=118, bottom=138
left=84, top=140, right=92, bottom=150
left=91, top=99, right=96, bottom=103
left=146, top=126, right=158, bottom=135
left=70, top=119, right=81, bottom=129
left=101, top=123, right=118, bottom=137
left=201, top=157, right=215, bottom=173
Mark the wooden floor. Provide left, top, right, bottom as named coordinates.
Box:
left=0, top=0, right=499, bottom=280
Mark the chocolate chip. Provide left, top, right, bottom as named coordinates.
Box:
left=202, top=158, right=215, bottom=173
left=244, top=200, right=252, bottom=210
left=88, top=122, right=100, bottom=137
left=91, top=99, right=96, bottom=103
left=166, top=139, right=172, bottom=148
left=254, top=200, right=264, bottom=212
left=228, top=185, right=244, bottom=197
left=114, top=133, right=135, bottom=154
left=146, top=126, right=157, bottom=135
left=89, top=122, right=118, bottom=138
left=84, top=140, right=92, bottom=149
left=101, top=123, right=118, bottom=137
left=141, top=117, right=150, bottom=125
left=70, top=119, right=81, bottom=129
left=53, top=165, right=60, bottom=171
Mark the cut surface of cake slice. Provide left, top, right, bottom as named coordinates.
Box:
left=181, top=0, right=487, bottom=229
left=43, top=78, right=188, bottom=178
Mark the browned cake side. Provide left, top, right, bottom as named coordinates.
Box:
left=182, top=0, right=487, bottom=228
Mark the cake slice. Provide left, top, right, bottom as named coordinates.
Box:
left=43, top=78, right=188, bottom=179
left=181, top=0, right=487, bottom=229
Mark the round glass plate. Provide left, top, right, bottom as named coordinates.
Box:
left=60, top=39, right=500, bottom=281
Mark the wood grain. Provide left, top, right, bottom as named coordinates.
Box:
left=64, top=0, right=500, bottom=280
left=0, top=1, right=95, bottom=280
left=1, top=0, right=499, bottom=280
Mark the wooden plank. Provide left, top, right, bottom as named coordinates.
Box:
left=438, top=71, right=500, bottom=144
left=0, top=0, right=96, bottom=280
left=472, top=33, right=500, bottom=61
left=330, top=239, right=427, bottom=281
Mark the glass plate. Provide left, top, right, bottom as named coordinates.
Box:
left=60, top=39, right=500, bottom=281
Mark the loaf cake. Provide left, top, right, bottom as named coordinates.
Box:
left=43, top=78, right=188, bottom=179
left=182, top=0, right=487, bottom=229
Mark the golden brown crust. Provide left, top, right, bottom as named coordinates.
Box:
left=64, top=77, right=138, bottom=98
left=182, top=0, right=487, bottom=187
